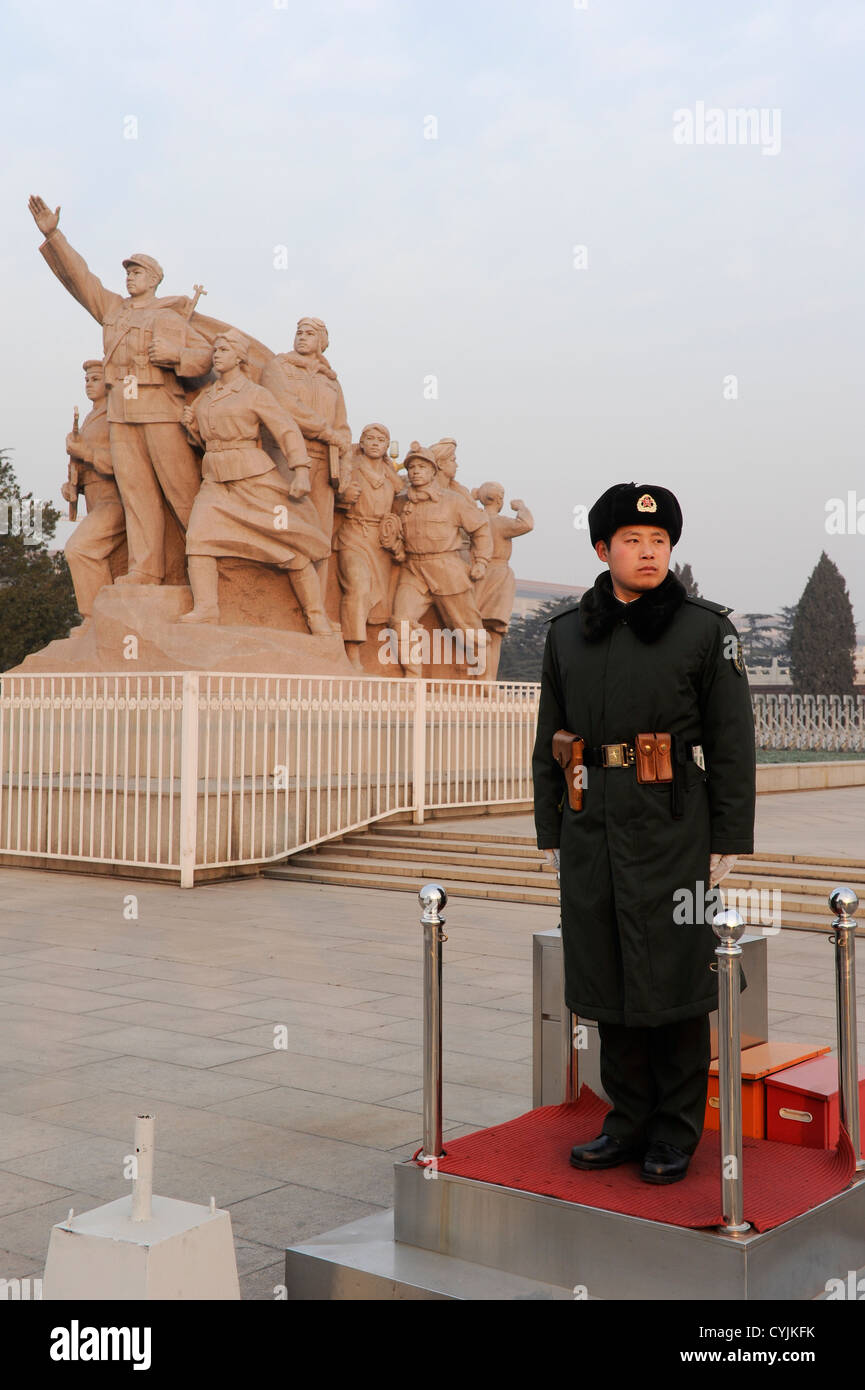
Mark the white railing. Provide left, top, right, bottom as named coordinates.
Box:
left=0, top=673, right=540, bottom=886
left=1, top=677, right=861, bottom=887
left=752, top=693, right=865, bottom=752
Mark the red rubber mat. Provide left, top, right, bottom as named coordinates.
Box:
left=426, top=1088, right=856, bottom=1232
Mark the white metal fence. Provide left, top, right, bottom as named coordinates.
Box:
left=752, top=693, right=865, bottom=752
left=0, top=673, right=540, bottom=886
left=0, top=676, right=861, bottom=886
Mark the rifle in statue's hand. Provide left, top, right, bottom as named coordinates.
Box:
left=67, top=405, right=80, bottom=522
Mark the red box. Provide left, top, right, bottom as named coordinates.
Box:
left=765, top=1055, right=865, bottom=1150
left=705, top=1042, right=830, bottom=1139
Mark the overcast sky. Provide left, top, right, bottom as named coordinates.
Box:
left=2, top=0, right=863, bottom=621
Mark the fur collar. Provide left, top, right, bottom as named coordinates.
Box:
left=277, top=350, right=338, bottom=380
left=579, top=569, right=686, bottom=643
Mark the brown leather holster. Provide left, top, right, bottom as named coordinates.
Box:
left=552, top=729, right=585, bottom=811
left=634, top=732, right=674, bottom=784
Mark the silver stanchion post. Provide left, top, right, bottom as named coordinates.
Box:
left=712, top=907, right=750, bottom=1234
left=554, top=853, right=581, bottom=1104
left=419, top=883, right=448, bottom=1160
left=562, top=1009, right=580, bottom=1103
left=827, top=887, right=864, bottom=1171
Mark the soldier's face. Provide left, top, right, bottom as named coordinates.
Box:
left=213, top=341, right=241, bottom=373
left=361, top=432, right=388, bottom=459
left=437, top=451, right=457, bottom=479
left=597, top=527, right=671, bottom=593
left=407, top=459, right=436, bottom=486
left=125, top=265, right=154, bottom=296
left=294, top=324, right=319, bottom=355
left=84, top=369, right=106, bottom=402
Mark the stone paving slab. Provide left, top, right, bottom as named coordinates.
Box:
left=0, top=788, right=862, bottom=1299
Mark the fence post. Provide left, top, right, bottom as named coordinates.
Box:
left=412, top=678, right=427, bottom=825
left=179, top=672, right=200, bottom=888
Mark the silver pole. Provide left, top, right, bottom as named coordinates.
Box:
left=828, top=887, right=864, bottom=1171
left=712, top=908, right=750, bottom=1234
left=419, top=883, right=448, bottom=1159
left=554, top=853, right=581, bottom=1104
left=562, top=1009, right=580, bottom=1103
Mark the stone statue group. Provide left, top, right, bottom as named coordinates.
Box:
left=29, top=195, right=533, bottom=679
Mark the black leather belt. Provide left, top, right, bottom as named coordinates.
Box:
left=582, top=740, right=704, bottom=769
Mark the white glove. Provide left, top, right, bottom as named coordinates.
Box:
left=543, top=848, right=561, bottom=872
left=709, top=853, right=737, bottom=887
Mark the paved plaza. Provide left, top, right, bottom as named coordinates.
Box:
left=0, top=786, right=862, bottom=1299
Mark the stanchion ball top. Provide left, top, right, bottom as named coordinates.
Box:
left=712, top=908, right=745, bottom=944
left=419, top=883, right=448, bottom=920
left=829, top=886, right=859, bottom=918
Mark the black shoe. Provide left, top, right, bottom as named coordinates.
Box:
left=641, top=1140, right=691, bottom=1184
left=570, top=1133, right=643, bottom=1170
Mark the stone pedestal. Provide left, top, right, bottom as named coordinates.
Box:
left=13, top=584, right=354, bottom=676
left=43, top=1195, right=240, bottom=1301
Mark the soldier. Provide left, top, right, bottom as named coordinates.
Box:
left=180, top=331, right=331, bottom=632
left=28, top=195, right=213, bottom=585
left=470, top=483, right=534, bottom=681
left=385, top=443, right=492, bottom=678
left=532, top=483, right=755, bottom=1184
left=333, top=423, right=402, bottom=669
left=62, top=359, right=127, bottom=635
left=259, top=316, right=351, bottom=540
left=430, top=438, right=473, bottom=500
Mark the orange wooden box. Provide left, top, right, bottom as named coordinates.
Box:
left=704, top=1041, right=831, bottom=1139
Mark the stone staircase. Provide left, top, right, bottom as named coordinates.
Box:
left=262, top=822, right=865, bottom=934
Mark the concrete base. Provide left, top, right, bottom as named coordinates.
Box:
left=43, top=1194, right=240, bottom=1301
left=284, top=1163, right=865, bottom=1301
left=13, top=584, right=353, bottom=677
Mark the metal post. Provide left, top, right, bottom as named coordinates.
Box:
left=419, top=883, right=447, bottom=1159
left=412, top=678, right=427, bottom=825
left=712, top=908, right=750, bottom=1234
left=554, top=852, right=580, bottom=1103
left=828, top=887, right=864, bottom=1170
left=562, top=1009, right=580, bottom=1103
left=179, top=672, right=200, bottom=889
left=131, top=1113, right=155, bottom=1222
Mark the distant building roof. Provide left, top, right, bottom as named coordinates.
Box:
left=513, top=578, right=586, bottom=618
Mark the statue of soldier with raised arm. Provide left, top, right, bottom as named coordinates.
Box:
left=28, top=195, right=213, bottom=587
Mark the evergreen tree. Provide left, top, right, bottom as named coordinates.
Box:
left=0, top=449, right=79, bottom=671
left=499, top=594, right=582, bottom=681
left=673, top=561, right=700, bottom=597
left=790, top=552, right=856, bottom=696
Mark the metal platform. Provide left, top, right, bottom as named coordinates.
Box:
left=284, top=888, right=865, bottom=1300
left=285, top=1163, right=865, bottom=1301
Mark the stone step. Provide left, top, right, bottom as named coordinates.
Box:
left=263, top=864, right=558, bottom=907
left=316, top=842, right=553, bottom=873
left=284, top=851, right=558, bottom=891
left=264, top=861, right=858, bottom=930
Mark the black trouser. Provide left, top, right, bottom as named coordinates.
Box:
left=598, top=1014, right=711, bottom=1154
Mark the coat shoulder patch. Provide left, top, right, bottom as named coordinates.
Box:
left=684, top=595, right=732, bottom=617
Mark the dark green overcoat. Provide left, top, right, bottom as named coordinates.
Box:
left=532, top=570, right=756, bottom=1027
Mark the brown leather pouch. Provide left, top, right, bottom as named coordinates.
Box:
left=635, top=732, right=674, bottom=784
left=552, top=730, right=585, bottom=811
left=654, top=733, right=674, bottom=782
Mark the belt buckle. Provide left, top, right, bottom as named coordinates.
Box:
left=602, top=742, right=631, bottom=768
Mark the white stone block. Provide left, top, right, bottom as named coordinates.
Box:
left=43, top=1194, right=240, bottom=1301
